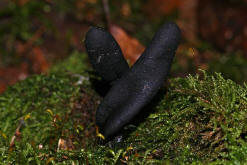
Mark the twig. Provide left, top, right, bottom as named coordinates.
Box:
left=102, top=0, right=111, bottom=29
left=18, top=26, right=45, bottom=55
left=24, top=26, right=45, bottom=52
left=9, top=117, right=25, bottom=148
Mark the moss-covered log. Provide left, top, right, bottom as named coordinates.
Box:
left=1, top=53, right=247, bottom=164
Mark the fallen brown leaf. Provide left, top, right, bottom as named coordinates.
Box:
left=110, top=24, right=145, bottom=65
left=30, top=47, right=49, bottom=73
left=57, top=138, right=74, bottom=151
left=144, top=0, right=183, bottom=17
left=0, top=63, right=28, bottom=94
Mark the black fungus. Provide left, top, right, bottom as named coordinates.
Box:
left=85, top=26, right=129, bottom=84
left=85, top=22, right=181, bottom=139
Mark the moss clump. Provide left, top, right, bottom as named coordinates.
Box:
left=0, top=72, right=101, bottom=164
left=122, top=70, right=247, bottom=164
left=1, top=51, right=247, bottom=164
left=50, top=51, right=90, bottom=74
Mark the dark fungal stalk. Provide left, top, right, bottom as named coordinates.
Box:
left=85, top=22, right=181, bottom=139
left=85, top=26, right=129, bottom=85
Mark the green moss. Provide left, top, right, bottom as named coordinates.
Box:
left=50, top=51, right=90, bottom=74
left=0, top=71, right=100, bottom=164
left=1, top=51, right=247, bottom=164
left=0, top=73, right=77, bottom=137
left=122, top=70, right=247, bottom=164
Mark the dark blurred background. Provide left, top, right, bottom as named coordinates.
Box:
left=0, top=0, right=247, bottom=93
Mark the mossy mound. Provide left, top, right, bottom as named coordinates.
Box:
left=1, top=53, right=247, bottom=164
left=0, top=72, right=101, bottom=164
left=123, top=71, right=247, bottom=164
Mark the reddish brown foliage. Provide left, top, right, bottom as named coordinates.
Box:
left=144, top=0, right=183, bottom=17
left=29, top=47, right=49, bottom=74
left=0, top=63, right=28, bottom=93
left=110, top=24, right=145, bottom=65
